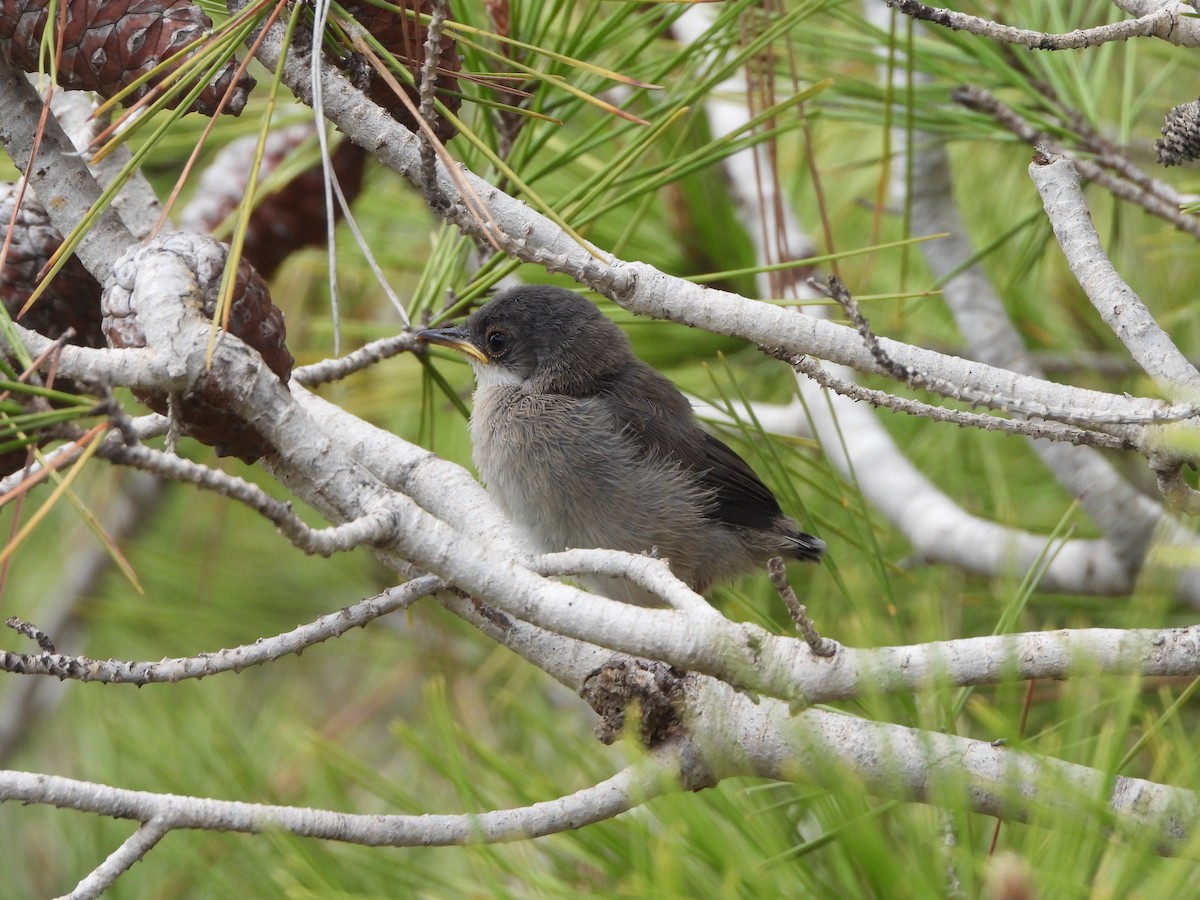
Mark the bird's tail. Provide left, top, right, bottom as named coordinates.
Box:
left=789, top=531, right=826, bottom=562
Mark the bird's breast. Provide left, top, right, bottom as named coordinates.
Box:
left=469, top=385, right=705, bottom=557
left=470, top=386, right=612, bottom=516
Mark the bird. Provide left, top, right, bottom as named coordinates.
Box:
left=418, top=284, right=824, bottom=606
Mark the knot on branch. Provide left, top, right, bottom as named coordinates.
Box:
left=0, top=0, right=255, bottom=116
left=582, top=657, right=688, bottom=749
left=103, top=233, right=294, bottom=462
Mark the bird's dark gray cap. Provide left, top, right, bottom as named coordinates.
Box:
left=419, top=285, right=634, bottom=395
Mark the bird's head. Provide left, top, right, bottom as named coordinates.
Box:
left=418, top=285, right=634, bottom=395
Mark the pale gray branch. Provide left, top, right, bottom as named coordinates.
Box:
left=1030, top=153, right=1200, bottom=394
left=529, top=549, right=715, bottom=613
left=0, top=755, right=675, bottom=846
left=61, top=818, right=169, bottom=900
left=0, top=65, right=135, bottom=277
left=0, top=576, right=441, bottom=684
left=4, top=696, right=1194, bottom=855
left=788, top=353, right=1132, bottom=450
left=99, top=441, right=394, bottom=555
left=291, top=332, right=421, bottom=386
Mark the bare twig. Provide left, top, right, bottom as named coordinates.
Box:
left=4, top=617, right=55, bottom=653
left=292, top=332, right=422, bottom=386
left=812, top=274, right=922, bottom=384
left=783, top=352, right=1133, bottom=449
left=794, top=277, right=1158, bottom=441
left=419, top=0, right=450, bottom=210
left=885, top=0, right=1189, bottom=49
left=98, top=441, right=397, bottom=556
left=952, top=84, right=1200, bottom=240
left=0, top=576, right=442, bottom=684
left=767, top=557, right=837, bottom=657
left=529, top=549, right=718, bottom=614
left=0, top=753, right=678, bottom=846
left=64, top=818, right=169, bottom=900
left=0, top=416, right=166, bottom=498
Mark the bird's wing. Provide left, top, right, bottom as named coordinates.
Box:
left=691, top=429, right=785, bottom=529
left=597, top=363, right=784, bottom=530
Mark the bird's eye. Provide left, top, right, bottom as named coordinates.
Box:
left=485, top=328, right=509, bottom=357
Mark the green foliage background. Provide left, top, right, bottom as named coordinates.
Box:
left=4, top=0, right=1200, bottom=896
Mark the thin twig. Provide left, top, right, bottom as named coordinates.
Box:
left=0, top=576, right=443, bottom=684
left=292, top=332, right=421, bottom=386
left=784, top=277, right=1141, bottom=444
left=98, top=440, right=397, bottom=556
left=62, top=818, right=170, bottom=900
left=4, top=616, right=56, bottom=653
left=529, top=549, right=717, bottom=614
left=767, top=557, right=836, bottom=657
left=3, top=753, right=680, bottom=848
left=784, top=352, right=1132, bottom=450
left=419, top=0, right=450, bottom=210
left=813, top=274, right=915, bottom=383
left=886, top=0, right=1183, bottom=50
left=952, top=84, right=1200, bottom=240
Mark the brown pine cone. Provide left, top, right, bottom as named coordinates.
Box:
left=0, top=0, right=254, bottom=116
left=0, top=183, right=105, bottom=348
left=0, top=184, right=106, bottom=475
left=1157, top=99, right=1200, bottom=167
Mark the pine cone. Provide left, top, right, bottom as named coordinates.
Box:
left=103, top=235, right=295, bottom=463
left=0, top=0, right=255, bottom=116
left=0, top=183, right=106, bottom=475
left=1156, top=98, right=1200, bottom=167
left=0, top=183, right=104, bottom=347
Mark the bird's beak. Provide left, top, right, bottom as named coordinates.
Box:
left=417, top=325, right=488, bottom=364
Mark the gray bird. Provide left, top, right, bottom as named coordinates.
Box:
left=418, top=285, right=824, bottom=605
